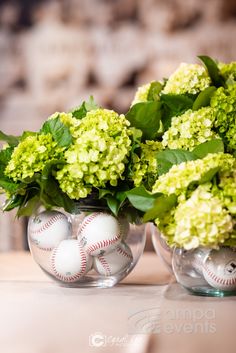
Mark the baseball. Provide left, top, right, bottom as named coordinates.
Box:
left=28, top=210, right=71, bottom=250
left=202, top=248, right=236, bottom=291
left=78, top=212, right=122, bottom=256
left=51, top=239, right=89, bottom=282
left=94, top=242, right=133, bottom=276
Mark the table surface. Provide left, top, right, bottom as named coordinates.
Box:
left=0, top=252, right=235, bottom=353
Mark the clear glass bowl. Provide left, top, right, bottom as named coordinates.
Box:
left=28, top=204, right=146, bottom=288
left=172, top=246, right=236, bottom=297
left=151, top=223, right=173, bottom=274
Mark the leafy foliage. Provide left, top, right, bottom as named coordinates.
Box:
left=147, top=81, right=163, bottom=101
left=192, top=86, right=216, bottom=111
left=70, top=96, right=99, bottom=119
left=198, top=55, right=225, bottom=87
left=41, top=116, right=72, bottom=148
left=0, top=131, right=19, bottom=147
left=126, top=101, right=162, bottom=140
left=143, top=194, right=177, bottom=222
left=160, top=94, right=195, bottom=130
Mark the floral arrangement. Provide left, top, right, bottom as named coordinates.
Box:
left=0, top=55, right=236, bottom=250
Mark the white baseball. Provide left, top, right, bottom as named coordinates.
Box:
left=78, top=212, right=122, bottom=256
left=28, top=211, right=71, bottom=250
left=202, top=248, right=236, bottom=291
left=51, top=239, right=89, bottom=282
left=94, top=242, right=133, bottom=276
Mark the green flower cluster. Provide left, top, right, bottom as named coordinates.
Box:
left=130, top=140, right=163, bottom=188
left=5, top=134, right=63, bottom=181
left=131, top=82, right=152, bottom=105
left=56, top=109, right=132, bottom=199
left=173, top=184, right=233, bottom=249
left=211, top=85, right=236, bottom=151
left=162, top=107, right=218, bottom=150
left=153, top=153, right=236, bottom=249
left=217, top=168, right=236, bottom=215
left=152, top=152, right=234, bottom=196
left=162, top=63, right=211, bottom=95
left=219, top=61, right=236, bottom=82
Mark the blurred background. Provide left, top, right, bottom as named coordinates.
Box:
left=0, top=0, right=236, bottom=251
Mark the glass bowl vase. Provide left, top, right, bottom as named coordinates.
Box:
left=151, top=223, right=173, bottom=274
left=27, top=203, right=146, bottom=288
left=172, top=246, right=236, bottom=297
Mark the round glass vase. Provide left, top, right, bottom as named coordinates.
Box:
left=27, top=203, right=146, bottom=288
left=151, top=223, right=173, bottom=274
left=172, top=246, right=236, bottom=297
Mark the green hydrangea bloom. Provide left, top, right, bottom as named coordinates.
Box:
left=216, top=168, right=236, bottom=215
left=155, top=209, right=176, bottom=247
left=5, top=134, right=63, bottom=181
left=218, top=61, right=236, bottom=82
left=211, top=85, right=236, bottom=151
left=162, top=107, right=218, bottom=150
left=162, top=63, right=211, bottom=95
left=131, top=82, right=152, bottom=106
left=56, top=109, right=132, bottom=199
left=173, top=184, right=233, bottom=249
left=130, top=140, right=163, bottom=188
left=152, top=153, right=234, bottom=196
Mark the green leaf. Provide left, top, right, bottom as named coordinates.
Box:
left=41, top=116, right=72, bottom=147
left=143, top=194, right=177, bottom=222
left=192, top=86, right=217, bottom=111
left=160, top=94, right=194, bottom=130
left=198, top=55, right=225, bottom=87
left=156, top=149, right=196, bottom=175
left=147, top=81, right=163, bottom=101
left=198, top=167, right=220, bottom=184
left=116, top=191, right=127, bottom=205
left=17, top=196, right=40, bottom=217
left=98, top=189, right=114, bottom=199
left=0, top=131, right=19, bottom=147
left=71, top=102, right=87, bottom=119
left=84, top=96, right=99, bottom=111
left=0, top=179, right=20, bottom=193
left=192, top=139, right=224, bottom=159
left=34, top=163, right=75, bottom=213
left=40, top=176, right=76, bottom=213
left=0, top=147, right=14, bottom=166
left=126, top=186, right=162, bottom=212
left=105, top=195, right=119, bottom=216
left=126, top=101, right=162, bottom=140
left=2, top=194, right=25, bottom=211
left=71, top=96, right=98, bottom=119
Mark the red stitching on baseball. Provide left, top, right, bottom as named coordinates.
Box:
left=86, top=235, right=120, bottom=254
left=203, top=263, right=236, bottom=287
left=98, top=256, right=112, bottom=276
left=30, top=213, right=65, bottom=235
left=51, top=242, right=87, bottom=282
left=116, top=246, right=133, bottom=260
left=78, top=212, right=101, bottom=235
